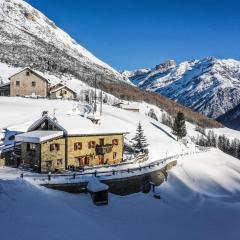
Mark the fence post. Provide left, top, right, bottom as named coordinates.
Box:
left=48, top=172, right=51, bottom=181
left=94, top=170, right=97, bottom=177
left=112, top=170, right=115, bottom=175
left=73, top=173, right=76, bottom=179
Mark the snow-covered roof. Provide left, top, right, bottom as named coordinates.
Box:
left=121, top=104, right=140, bottom=110
left=28, top=114, right=128, bottom=136
left=50, top=85, right=77, bottom=94
left=0, top=82, right=10, bottom=88
left=8, top=67, right=51, bottom=84
left=15, top=131, right=63, bottom=143
left=87, top=177, right=109, bottom=192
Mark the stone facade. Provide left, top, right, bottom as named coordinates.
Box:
left=50, top=86, right=76, bottom=100
left=67, top=134, right=123, bottom=168
left=41, top=137, right=65, bottom=173
left=21, top=142, right=41, bottom=171
left=9, top=68, right=49, bottom=97
left=20, top=134, right=123, bottom=173
left=21, top=137, right=65, bottom=172
left=0, top=155, right=5, bottom=167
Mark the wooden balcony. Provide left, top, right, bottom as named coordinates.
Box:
left=96, top=144, right=113, bottom=155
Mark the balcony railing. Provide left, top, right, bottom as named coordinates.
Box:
left=96, top=144, right=113, bottom=155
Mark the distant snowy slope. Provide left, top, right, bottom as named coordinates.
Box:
left=0, top=0, right=127, bottom=83
left=127, top=57, right=240, bottom=122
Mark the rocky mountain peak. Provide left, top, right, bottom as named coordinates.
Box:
left=155, top=60, right=177, bottom=71
left=0, top=0, right=126, bottom=84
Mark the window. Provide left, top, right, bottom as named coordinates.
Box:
left=99, top=138, right=104, bottom=145
left=50, top=143, right=60, bottom=151
left=26, top=71, right=30, bottom=76
left=88, top=141, right=96, bottom=149
left=57, top=159, right=63, bottom=165
left=74, top=142, right=82, bottom=151
left=112, top=139, right=119, bottom=146
left=16, top=81, right=20, bottom=86
left=8, top=135, right=15, bottom=141
left=113, top=152, right=117, bottom=160
left=76, top=157, right=84, bottom=166
left=85, top=156, right=90, bottom=165
left=32, top=81, right=36, bottom=87
left=46, top=160, right=52, bottom=168
left=27, top=143, right=36, bottom=151
left=64, top=90, right=67, bottom=94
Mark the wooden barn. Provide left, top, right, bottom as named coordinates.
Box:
left=0, top=83, right=10, bottom=96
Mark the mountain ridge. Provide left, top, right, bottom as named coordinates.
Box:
left=126, top=57, right=240, bottom=128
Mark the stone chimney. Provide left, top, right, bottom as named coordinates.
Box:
left=42, top=111, right=48, bottom=117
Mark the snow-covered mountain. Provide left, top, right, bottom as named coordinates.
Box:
left=127, top=57, right=240, bottom=122
left=217, top=103, right=240, bottom=130
left=0, top=0, right=127, bottom=83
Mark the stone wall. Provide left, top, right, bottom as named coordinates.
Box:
left=67, top=134, right=123, bottom=167
left=41, top=137, right=65, bottom=173
left=50, top=87, right=76, bottom=100
left=0, top=156, right=5, bottom=167
left=21, top=142, right=41, bottom=171
left=10, top=69, right=48, bottom=97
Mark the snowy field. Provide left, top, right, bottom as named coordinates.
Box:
left=1, top=150, right=240, bottom=240
left=0, top=97, right=191, bottom=161
left=1, top=97, right=240, bottom=240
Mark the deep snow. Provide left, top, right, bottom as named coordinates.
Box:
left=1, top=97, right=240, bottom=240
left=1, top=149, right=240, bottom=240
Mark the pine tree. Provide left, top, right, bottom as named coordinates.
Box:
left=132, top=122, right=149, bottom=154
left=172, top=112, right=187, bottom=140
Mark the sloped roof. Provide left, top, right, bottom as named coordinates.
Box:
left=15, top=131, right=63, bottom=143
left=121, top=104, right=139, bottom=110
left=28, top=114, right=128, bottom=136
left=87, top=177, right=109, bottom=192
left=8, top=67, right=50, bottom=83
left=50, top=85, right=77, bottom=94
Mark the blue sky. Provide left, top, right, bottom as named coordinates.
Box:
left=26, top=0, right=240, bottom=70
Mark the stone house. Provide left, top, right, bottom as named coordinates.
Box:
left=16, top=113, right=127, bottom=173
left=9, top=67, right=50, bottom=97
left=49, top=83, right=77, bottom=100
left=120, top=104, right=140, bottom=112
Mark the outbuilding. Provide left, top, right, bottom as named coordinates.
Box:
left=0, top=83, right=10, bottom=96
left=87, top=177, right=109, bottom=205
left=49, top=85, right=77, bottom=100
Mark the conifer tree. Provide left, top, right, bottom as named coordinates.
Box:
left=132, top=122, right=149, bottom=154
left=172, top=112, right=187, bottom=140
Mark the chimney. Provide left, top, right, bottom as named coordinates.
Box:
left=42, top=111, right=48, bottom=117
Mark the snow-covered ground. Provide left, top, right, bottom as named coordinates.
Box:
left=1, top=97, right=240, bottom=240
left=0, top=97, right=190, bottom=161
left=1, top=149, right=240, bottom=240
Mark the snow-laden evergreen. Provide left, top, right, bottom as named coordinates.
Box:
left=131, top=122, right=149, bottom=154
left=172, top=112, right=187, bottom=140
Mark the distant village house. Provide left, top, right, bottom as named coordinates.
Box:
left=49, top=83, right=77, bottom=100
left=9, top=67, right=50, bottom=97
left=0, top=67, right=77, bottom=99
